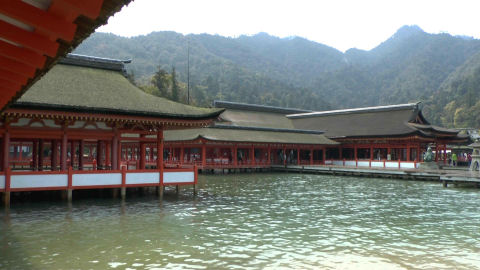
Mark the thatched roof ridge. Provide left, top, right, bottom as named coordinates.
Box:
left=214, top=100, right=312, bottom=114
left=288, top=103, right=420, bottom=119
left=59, top=54, right=130, bottom=73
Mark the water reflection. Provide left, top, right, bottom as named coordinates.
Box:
left=0, top=173, right=480, bottom=269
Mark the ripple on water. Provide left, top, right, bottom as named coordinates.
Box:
left=1, top=173, right=480, bottom=269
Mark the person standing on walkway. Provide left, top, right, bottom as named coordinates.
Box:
left=452, top=153, right=458, bottom=167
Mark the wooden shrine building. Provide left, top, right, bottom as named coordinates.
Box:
left=164, top=125, right=338, bottom=170
left=162, top=101, right=468, bottom=171
left=289, top=103, right=469, bottom=168
left=162, top=101, right=339, bottom=170
left=0, top=54, right=223, bottom=205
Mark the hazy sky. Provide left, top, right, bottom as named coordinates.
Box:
left=97, top=0, right=480, bottom=52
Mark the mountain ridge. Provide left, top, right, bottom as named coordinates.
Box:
left=74, top=25, right=480, bottom=127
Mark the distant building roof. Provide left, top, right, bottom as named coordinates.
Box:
left=214, top=100, right=312, bottom=115
left=212, top=124, right=325, bottom=135
left=213, top=100, right=305, bottom=129
left=288, top=103, right=423, bottom=120
left=288, top=103, right=465, bottom=141
left=164, top=126, right=338, bottom=145
left=59, top=54, right=131, bottom=73
left=12, top=55, right=223, bottom=120
left=469, top=141, right=480, bottom=148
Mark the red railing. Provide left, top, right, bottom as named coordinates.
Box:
left=0, top=165, right=198, bottom=193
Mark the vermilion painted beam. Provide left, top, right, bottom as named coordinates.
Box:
left=0, top=79, right=22, bottom=91
left=0, top=86, right=18, bottom=107
left=50, top=0, right=104, bottom=21
left=0, top=40, right=46, bottom=68
left=0, top=56, right=37, bottom=77
left=0, top=68, right=29, bottom=85
left=0, top=20, right=59, bottom=57
left=0, top=1, right=77, bottom=41
left=0, top=86, right=16, bottom=95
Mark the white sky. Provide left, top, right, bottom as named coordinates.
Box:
left=97, top=0, right=480, bottom=52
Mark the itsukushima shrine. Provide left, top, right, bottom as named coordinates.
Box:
left=0, top=55, right=469, bottom=206
left=0, top=1, right=471, bottom=206
left=0, top=55, right=224, bottom=205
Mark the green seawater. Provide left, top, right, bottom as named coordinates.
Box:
left=1, top=173, right=479, bottom=269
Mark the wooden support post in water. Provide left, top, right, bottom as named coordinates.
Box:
left=158, top=185, right=164, bottom=199
left=443, top=180, right=448, bottom=188
left=176, top=185, right=179, bottom=195
left=121, top=187, right=126, bottom=199
left=67, top=189, right=72, bottom=203
left=3, top=192, right=10, bottom=207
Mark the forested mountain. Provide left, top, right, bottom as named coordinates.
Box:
left=74, top=25, right=480, bottom=128
left=313, top=26, right=480, bottom=108
left=75, top=32, right=331, bottom=110
left=423, top=51, right=480, bottom=128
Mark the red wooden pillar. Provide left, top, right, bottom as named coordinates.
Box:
left=443, top=144, right=447, bottom=165
left=406, top=144, right=411, bottom=162
left=157, top=129, right=163, bottom=170
left=267, top=145, right=271, bottom=165
left=417, top=145, right=421, bottom=161
left=434, top=142, right=438, bottom=162
left=70, top=141, right=75, bottom=168
left=140, top=137, right=146, bottom=169
left=118, top=142, right=122, bottom=169
left=370, top=146, right=373, bottom=160
left=251, top=145, right=255, bottom=165
left=387, top=147, right=391, bottom=160
left=322, top=147, right=326, bottom=164
left=105, top=142, right=111, bottom=169
left=233, top=145, right=238, bottom=167
left=38, top=139, right=44, bottom=171
left=51, top=140, right=58, bottom=171
left=297, top=147, right=300, bottom=165
left=32, top=140, right=38, bottom=171
left=112, top=132, right=119, bottom=170
left=2, top=129, right=10, bottom=205
left=310, top=147, right=314, bottom=165
left=339, top=146, right=343, bottom=159
left=180, top=145, right=184, bottom=166
left=79, top=140, right=84, bottom=170
left=283, top=146, right=287, bottom=166
left=202, top=143, right=206, bottom=167
left=3, top=130, right=10, bottom=171
left=354, top=145, right=358, bottom=161
left=61, top=131, right=68, bottom=171
left=96, top=140, right=102, bottom=170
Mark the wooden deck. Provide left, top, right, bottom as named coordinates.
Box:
left=272, top=165, right=480, bottom=188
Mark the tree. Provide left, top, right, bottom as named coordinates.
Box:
left=171, top=66, right=179, bottom=102
left=151, top=67, right=170, bottom=97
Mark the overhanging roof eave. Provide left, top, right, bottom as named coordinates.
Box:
left=10, top=102, right=224, bottom=120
